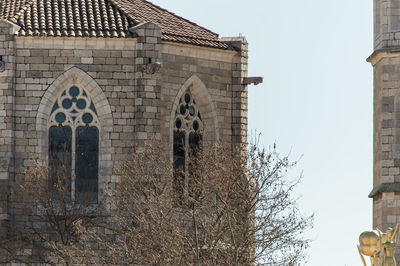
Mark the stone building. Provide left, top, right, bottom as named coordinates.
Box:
left=0, top=0, right=260, bottom=260
left=368, top=0, right=400, bottom=258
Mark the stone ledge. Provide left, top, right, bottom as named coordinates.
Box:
left=367, top=46, right=400, bottom=66
left=369, top=182, right=400, bottom=198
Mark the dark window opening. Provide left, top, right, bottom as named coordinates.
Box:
left=48, top=86, right=100, bottom=203
left=75, top=126, right=99, bottom=202
left=49, top=126, right=72, bottom=191
left=174, top=131, right=185, bottom=201
left=173, top=89, right=204, bottom=204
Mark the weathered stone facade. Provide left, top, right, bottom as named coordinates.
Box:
left=0, top=0, right=254, bottom=262
left=368, top=0, right=400, bottom=260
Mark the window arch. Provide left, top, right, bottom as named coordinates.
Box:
left=169, top=75, right=219, bottom=151
left=173, top=89, right=203, bottom=197
left=48, top=86, right=99, bottom=202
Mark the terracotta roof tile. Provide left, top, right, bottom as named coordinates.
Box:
left=12, top=0, right=134, bottom=38
left=0, top=0, right=230, bottom=49
left=162, top=34, right=229, bottom=50
left=113, top=0, right=229, bottom=49
left=0, top=0, right=31, bottom=20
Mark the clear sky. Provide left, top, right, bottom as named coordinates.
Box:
left=150, top=1, right=373, bottom=265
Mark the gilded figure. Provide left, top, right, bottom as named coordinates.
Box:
left=358, top=223, right=400, bottom=266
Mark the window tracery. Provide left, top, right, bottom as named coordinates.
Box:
left=48, top=86, right=99, bottom=202
left=173, top=89, right=203, bottom=199
left=48, top=86, right=99, bottom=128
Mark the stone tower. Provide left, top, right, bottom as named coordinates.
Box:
left=368, top=0, right=400, bottom=253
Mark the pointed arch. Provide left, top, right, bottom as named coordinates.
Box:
left=169, top=74, right=219, bottom=145
left=37, top=67, right=112, bottom=135
left=36, top=67, right=113, bottom=201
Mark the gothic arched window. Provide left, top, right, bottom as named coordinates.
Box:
left=173, top=89, right=203, bottom=198
left=48, top=86, right=99, bottom=202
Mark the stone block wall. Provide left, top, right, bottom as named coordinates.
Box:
left=160, top=43, right=238, bottom=146
left=8, top=37, right=137, bottom=232
left=0, top=25, right=250, bottom=262
left=372, top=57, right=393, bottom=229
left=374, top=0, right=400, bottom=49
left=131, top=22, right=162, bottom=146
left=13, top=38, right=137, bottom=178
left=371, top=55, right=400, bottom=259
left=222, top=37, right=249, bottom=148
left=0, top=20, right=19, bottom=236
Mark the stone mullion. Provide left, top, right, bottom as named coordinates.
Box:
left=184, top=131, right=189, bottom=199
left=71, top=127, right=76, bottom=201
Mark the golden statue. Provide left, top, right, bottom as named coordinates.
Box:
left=358, top=223, right=400, bottom=266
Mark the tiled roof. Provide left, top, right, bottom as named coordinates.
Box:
left=12, top=0, right=135, bottom=38
left=0, top=0, right=229, bottom=49
left=0, top=0, right=30, bottom=20
left=114, top=0, right=229, bottom=49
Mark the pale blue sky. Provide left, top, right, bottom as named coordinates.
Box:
left=150, top=1, right=373, bottom=265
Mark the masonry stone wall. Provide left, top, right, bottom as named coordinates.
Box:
left=368, top=2, right=400, bottom=263
left=7, top=37, right=136, bottom=234
left=0, top=23, right=249, bottom=262
left=13, top=38, right=137, bottom=173
left=0, top=20, right=19, bottom=238
left=223, top=37, right=249, bottom=147
left=373, top=57, right=395, bottom=229
left=370, top=55, right=400, bottom=258
left=374, top=0, right=400, bottom=49
left=9, top=38, right=245, bottom=195
left=159, top=41, right=247, bottom=148
left=132, top=22, right=162, bottom=146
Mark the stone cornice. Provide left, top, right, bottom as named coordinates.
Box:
left=369, top=182, right=400, bottom=198
left=367, top=47, right=400, bottom=66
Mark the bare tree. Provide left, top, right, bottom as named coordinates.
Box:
left=1, top=139, right=313, bottom=265
left=83, top=139, right=313, bottom=265
left=71, top=142, right=188, bottom=265
left=0, top=160, right=100, bottom=265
